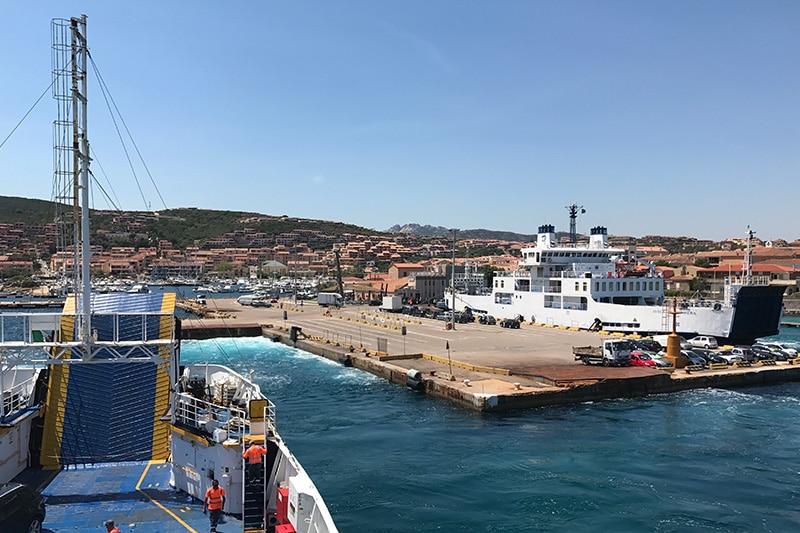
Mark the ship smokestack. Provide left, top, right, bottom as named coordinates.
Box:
left=588, top=226, right=608, bottom=249
left=537, top=224, right=556, bottom=248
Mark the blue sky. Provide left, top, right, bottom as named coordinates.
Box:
left=1, top=2, right=798, bottom=242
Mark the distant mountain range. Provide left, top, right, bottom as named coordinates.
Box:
left=386, top=223, right=538, bottom=242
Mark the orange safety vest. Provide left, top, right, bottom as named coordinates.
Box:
left=243, top=444, right=267, bottom=464
left=205, top=486, right=225, bottom=510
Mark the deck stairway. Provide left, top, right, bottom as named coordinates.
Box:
left=243, top=438, right=279, bottom=532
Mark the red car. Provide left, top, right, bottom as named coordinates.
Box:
left=630, top=351, right=657, bottom=367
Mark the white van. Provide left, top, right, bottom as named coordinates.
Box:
left=651, top=334, right=691, bottom=351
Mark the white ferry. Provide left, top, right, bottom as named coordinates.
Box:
left=452, top=223, right=785, bottom=345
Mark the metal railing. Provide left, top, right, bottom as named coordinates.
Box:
left=0, top=312, right=177, bottom=345
left=173, top=392, right=249, bottom=440
left=0, top=372, right=38, bottom=421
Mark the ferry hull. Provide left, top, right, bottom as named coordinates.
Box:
left=726, top=285, right=786, bottom=345
left=456, top=286, right=783, bottom=346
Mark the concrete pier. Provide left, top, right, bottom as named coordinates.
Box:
left=180, top=298, right=800, bottom=412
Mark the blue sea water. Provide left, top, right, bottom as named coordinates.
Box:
left=180, top=326, right=800, bottom=533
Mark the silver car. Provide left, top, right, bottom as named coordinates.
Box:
left=690, top=335, right=718, bottom=349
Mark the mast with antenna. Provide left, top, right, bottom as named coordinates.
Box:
left=742, top=226, right=754, bottom=285
left=53, top=15, right=91, bottom=344
left=566, top=204, right=585, bottom=245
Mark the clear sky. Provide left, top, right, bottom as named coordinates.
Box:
left=1, top=2, right=798, bottom=242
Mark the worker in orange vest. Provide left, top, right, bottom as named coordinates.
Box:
left=242, top=441, right=267, bottom=482
left=203, top=478, right=226, bottom=533
left=104, top=519, right=120, bottom=533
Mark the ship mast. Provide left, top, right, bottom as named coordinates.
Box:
left=53, top=15, right=91, bottom=343
left=742, top=226, right=754, bottom=285
left=566, top=204, right=585, bottom=245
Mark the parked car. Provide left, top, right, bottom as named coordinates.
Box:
left=750, top=345, right=785, bottom=361
left=454, top=312, right=473, bottom=324
left=634, top=339, right=663, bottom=352
left=690, top=335, right=718, bottom=349
left=652, top=335, right=692, bottom=351
left=754, top=343, right=795, bottom=360
left=757, top=342, right=798, bottom=358
left=730, top=346, right=756, bottom=362
left=0, top=482, right=46, bottom=533
left=692, top=348, right=727, bottom=365
left=478, top=315, right=496, bottom=325
left=499, top=318, right=521, bottom=329
left=716, top=349, right=744, bottom=364
left=680, top=350, right=707, bottom=367
left=651, top=355, right=674, bottom=368
left=630, top=352, right=657, bottom=367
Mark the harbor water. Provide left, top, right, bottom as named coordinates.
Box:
left=181, top=324, right=800, bottom=533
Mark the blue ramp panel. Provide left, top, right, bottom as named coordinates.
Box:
left=55, top=292, right=175, bottom=465
left=61, top=364, right=157, bottom=464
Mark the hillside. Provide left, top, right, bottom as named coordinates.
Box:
left=386, top=223, right=538, bottom=242
left=0, top=195, right=719, bottom=254
left=0, top=196, right=385, bottom=250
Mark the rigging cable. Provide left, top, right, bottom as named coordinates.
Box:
left=88, top=52, right=168, bottom=212
left=0, top=80, right=56, bottom=150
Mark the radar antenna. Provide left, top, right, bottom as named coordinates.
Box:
left=566, top=204, right=585, bottom=245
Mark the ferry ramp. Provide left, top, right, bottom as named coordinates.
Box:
left=40, top=293, right=175, bottom=469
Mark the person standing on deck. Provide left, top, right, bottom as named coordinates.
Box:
left=242, top=440, right=267, bottom=482
left=203, top=478, right=226, bottom=533
left=104, top=520, right=120, bottom=533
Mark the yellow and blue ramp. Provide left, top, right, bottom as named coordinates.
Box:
left=41, top=292, right=176, bottom=469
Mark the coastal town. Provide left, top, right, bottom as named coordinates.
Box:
left=0, top=207, right=798, bottom=312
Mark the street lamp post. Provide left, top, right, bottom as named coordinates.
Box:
left=451, top=228, right=457, bottom=331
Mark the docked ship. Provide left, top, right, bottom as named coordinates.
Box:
left=0, top=16, right=337, bottom=533
left=452, top=211, right=785, bottom=345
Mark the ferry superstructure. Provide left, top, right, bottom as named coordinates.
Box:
left=0, top=15, right=337, bottom=532
left=452, top=223, right=785, bottom=345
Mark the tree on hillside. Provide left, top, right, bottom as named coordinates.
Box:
left=689, top=276, right=708, bottom=292
left=694, top=257, right=711, bottom=268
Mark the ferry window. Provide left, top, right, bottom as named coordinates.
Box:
left=595, top=282, right=599, bottom=291
left=649, top=281, right=653, bottom=291
left=536, top=253, right=540, bottom=262
left=575, top=282, right=579, bottom=291
left=583, top=282, right=588, bottom=291
left=616, top=282, right=620, bottom=291
left=601, top=282, right=606, bottom=291
left=635, top=281, right=640, bottom=290
left=622, top=282, right=627, bottom=291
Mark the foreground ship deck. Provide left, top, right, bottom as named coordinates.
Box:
left=17, top=461, right=242, bottom=532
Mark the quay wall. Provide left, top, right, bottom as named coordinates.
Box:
left=260, top=324, right=800, bottom=412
